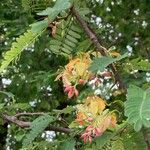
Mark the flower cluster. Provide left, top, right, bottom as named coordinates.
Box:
left=80, top=113, right=116, bottom=143
left=56, top=53, right=93, bottom=98
left=70, top=96, right=117, bottom=143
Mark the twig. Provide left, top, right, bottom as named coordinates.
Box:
left=71, top=6, right=126, bottom=90
left=14, top=112, right=45, bottom=117
left=71, top=6, right=106, bottom=55
left=47, top=125, right=71, bottom=134
left=2, top=114, right=31, bottom=128
left=2, top=114, right=71, bottom=134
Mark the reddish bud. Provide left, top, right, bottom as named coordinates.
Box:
left=88, top=136, right=92, bottom=144
left=74, top=88, right=79, bottom=97
left=85, top=125, right=94, bottom=132
left=81, top=132, right=92, bottom=144
left=93, top=127, right=102, bottom=137
left=64, top=86, right=79, bottom=99
left=78, top=79, right=85, bottom=85
left=87, top=117, right=93, bottom=122
left=81, top=132, right=90, bottom=139
left=68, top=88, right=74, bottom=99
left=64, top=86, right=71, bottom=93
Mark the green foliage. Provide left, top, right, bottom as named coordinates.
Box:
left=89, top=53, right=128, bottom=73
left=0, top=91, right=15, bottom=100
left=31, top=19, right=49, bottom=33
left=126, top=58, right=150, bottom=71
left=21, top=141, right=55, bottom=150
left=111, top=138, right=124, bottom=150
left=59, top=139, right=76, bottom=150
left=54, top=106, right=75, bottom=114
left=49, top=20, right=82, bottom=56
left=94, top=132, right=114, bottom=149
left=95, top=137, right=126, bottom=150
left=22, top=0, right=31, bottom=12
left=0, top=30, right=39, bottom=72
left=121, top=126, right=150, bottom=150
left=37, top=0, right=71, bottom=21
left=0, top=103, right=5, bottom=110
left=22, top=0, right=53, bottom=12
left=30, top=0, right=71, bottom=33
left=125, top=85, right=150, bottom=131
left=22, top=115, right=55, bottom=148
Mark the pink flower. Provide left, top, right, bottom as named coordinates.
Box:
left=64, top=85, right=71, bottom=92
left=81, top=126, right=94, bottom=143
left=68, top=88, right=75, bottom=99
left=93, top=127, right=102, bottom=137
left=74, top=88, right=79, bottom=97
left=87, top=117, right=93, bottom=122
left=85, top=125, right=94, bottom=132
left=81, top=131, right=92, bottom=144
left=64, top=85, right=79, bottom=99
left=81, top=126, right=103, bottom=143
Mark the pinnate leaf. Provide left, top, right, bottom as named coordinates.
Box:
left=125, top=85, right=150, bottom=131
left=89, top=53, right=128, bottom=73
left=37, top=0, right=71, bottom=21
left=22, top=115, right=55, bottom=148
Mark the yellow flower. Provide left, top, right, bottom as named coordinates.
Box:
left=85, top=96, right=106, bottom=116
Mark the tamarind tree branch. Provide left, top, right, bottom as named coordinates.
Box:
left=71, top=6, right=126, bottom=90
left=14, top=112, right=45, bottom=117
left=2, top=114, right=31, bottom=128
left=2, top=113, right=71, bottom=134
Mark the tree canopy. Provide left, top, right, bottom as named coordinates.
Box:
left=0, top=0, right=150, bottom=150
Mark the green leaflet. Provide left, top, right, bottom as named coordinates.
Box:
left=0, top=103, right=5, bottom=110
left=94, top=132, right=114, bottom=149
left=37, top=0, right=71, bottom=21
left=54, top=106, right=75, bottom=115
left=22, top=115, right=55, bottom=148
left=76, top=39, right=92, bottom=52
left=111, top=138, right=124, bottom=150
left=31, top=19, right=49, bottom=33
left=7, top=103, right=30, bottom=110
left=125, top=85, right=150, bottom=131
left=59, top=139, right=76, bottom=150
left=0, top=91, right=15, bottom=100
left=89, top=53, right=128, bottom=73
left=127, top=58, right=150, bottom=71
left=0, top=30, right=39, bottom=73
